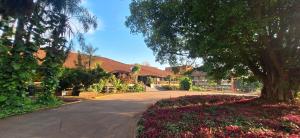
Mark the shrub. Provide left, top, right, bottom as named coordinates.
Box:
left=88, top=79, right=107, bottom=93
left=59, top=66, right=109, bottom=95
left=162, top=85, right=180, bottom=91
left=146, top=77, right=154, bottom=86
left=89, top=75, right=131, bottom=93
left=130, top=83, right=145, bottom=92
left=180, top=77, right=192, bottom=91
left=109, top=75, right=123, bottom=91
left=118, top=83, right=129, bottom=92
left=192, top=86, right=205, bottom=91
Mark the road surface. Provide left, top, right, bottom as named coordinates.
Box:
left=0, top=91, right=256, bottom=138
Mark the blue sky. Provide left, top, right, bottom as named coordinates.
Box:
left=77, top=0, right=168, bottom=69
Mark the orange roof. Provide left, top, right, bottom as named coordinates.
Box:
left=139, top=65, right=172, bottom=77
left=37, top=50, right=171, bottom=78
left=62, top=52, right=133, bottom=73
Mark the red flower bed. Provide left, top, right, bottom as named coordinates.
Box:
left=137, top=95, right=300, bottom=138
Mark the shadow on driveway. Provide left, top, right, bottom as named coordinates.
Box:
left=0, top=91, right=258, bottom=138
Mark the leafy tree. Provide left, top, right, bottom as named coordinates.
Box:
left=59, top=65, right=109, bottom=96
left=131, top=64, right=141, bottom=83
left=83, top=43, right=99, bottom=69
left=0, top=0, right=38, bottom=107
left=132, top=64, right=141, bottom=74
left=180, top=77, right=192, bottom=91
left=126, top=0, right=300, bottom=102
left=0, top=0, right=97, bottom=106
left=27, top=0, right=96, bottom=101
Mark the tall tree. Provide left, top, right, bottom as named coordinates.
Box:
left=83, top=43, right=98, bottom=69
left=0, top=0, right=37, bottom=106
left=37, top=0, right=97, bottom=101
left=131, top=64, right=141, bottom=83
left=0, top=0, right=97, bottom=105
left=126, top=0, right=300, bottom=102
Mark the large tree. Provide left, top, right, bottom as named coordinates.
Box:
left=0, top=0, right=97, bottom=105
left=84, top=44, right=98, bottom=70
left=126, top=0, right=300, bottom=102
left=37, top=0, right=97, bottom=101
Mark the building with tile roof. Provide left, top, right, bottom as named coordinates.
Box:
left=37, top=50, right=171, bottom=82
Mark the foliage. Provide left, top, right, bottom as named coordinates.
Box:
left=0, top=98, right=62, bottom=119
left=192, top=86, right=205, bottom=92
left=59, top=66, right=109, bottom=95
left=88, top=75, right=128, bottom=93
left=145, top=77, right=154, bottom=86
left=83, top=44, right=98, bottom=69
left=180, top=77, right=192, bottom=91
left=138, top=95, right=300, bottom=137
left=39, top=51, right=65, bottom=102
left=165, top=75, right=172, bottom=82
left=89, top=75, right=145, bottom=93
left=237, top=78, right=262, bottom=92
left=0, top=0, right=97, bottom=115
left=131, top=64, right=141, bottom=83
left=126, top=0, right=300, bottom=102
left=131, top=64, right=141, bottom=74
left=130, top=83, right=145, bottom=92
left=161, top=85, right=180, bottom=91
left=0, top=18, right=38, bottom=108
left=89, top=79, right=107, bottom=93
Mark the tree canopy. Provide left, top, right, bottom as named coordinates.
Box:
left=126, top=0, right=300, bottom=102
left=0, top=0, right=97, bottom=106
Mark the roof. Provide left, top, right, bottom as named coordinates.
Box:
left=139, top=65, right=172, bottom=78
left=63, top=52, right=133, bottom=73
left=36, top=50, right=171, bottom=78
left=191, top=70, right=207, bottom=77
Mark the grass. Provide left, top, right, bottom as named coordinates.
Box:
left=137, top=95, right=300, bottom=138
left=0, top=102, right=62, bottom=119
left=0, top=97, right=79, bottom=119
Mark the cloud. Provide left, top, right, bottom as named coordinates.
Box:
left=86, top=18, right=104, bottom=35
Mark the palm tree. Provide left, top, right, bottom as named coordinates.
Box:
left=83, top=44, right=98, bottom=69
left=131, top=65, right=141, bottom=83
left=38, top=0, right=98, bottom=98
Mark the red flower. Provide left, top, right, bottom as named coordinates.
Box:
left=283, top=114, right=300, bottom=125
left=225, top=125, right=241, bottom=133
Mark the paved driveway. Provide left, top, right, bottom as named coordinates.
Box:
left=0, top=91, right=256, bottom=138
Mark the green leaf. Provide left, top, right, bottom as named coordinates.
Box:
left=0, top=95, right=7, bottom=102
left=12, top=63, right=21, bottom=70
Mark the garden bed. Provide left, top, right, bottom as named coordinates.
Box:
left=0, top=100, right=63, bottom=119
left=0, top=97, right=81, bottom=119
left=137, top=95, right=300, bottom=138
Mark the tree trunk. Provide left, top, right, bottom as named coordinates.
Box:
left=260, top=74, right=295, bottom=102
left=88, top=55, right=92, bottom=69
left=14, top=17, right=26, bottom=46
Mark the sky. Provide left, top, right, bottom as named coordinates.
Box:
left=76, top=0, right=169, bottom=69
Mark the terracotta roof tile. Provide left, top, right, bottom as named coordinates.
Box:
left=37, top=50, right=171, bottom=78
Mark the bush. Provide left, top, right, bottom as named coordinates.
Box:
left=145, top=77, right=154, bottom=86
left=180, top=77, right=192, bottom=90
left=109, top=75, right=123, bottom=91
left=118, top=83, right=129, bottom=92
left=89, top=75, right=130, bottom=93
left=88, top=79, right=107, bottom=93
left=162, top=85, right=180, bottom=91
left=130, top=83, right=145, bottom=92
left=192, top=86, right=205, bottom=91
left=59, top=66, right=109, bottom=95
left=0, top=97, right=62, bottom=119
